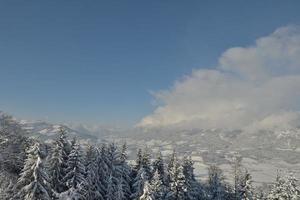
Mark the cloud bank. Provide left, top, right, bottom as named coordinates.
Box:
left=138, top=26, right=300, bottom=131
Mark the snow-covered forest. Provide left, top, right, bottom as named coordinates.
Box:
left=0, top=114, right=299, bottom=200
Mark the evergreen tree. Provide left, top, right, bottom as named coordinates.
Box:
left=115, top=180, right=127, bottom=200
left=106, top=174, right=115, bottom=200
left=284, top=172, right=300, bottom=200
left=120, top=142, right=128, bottom=163
left=132, top=148, right=154, bottom=200
left=207, top=165, right=227, bottom=200
left=150, top=170, right=165, bottom=200
left=139, top=181, right=154, bottom=200
left=152, top=151, right=166, bottom=184
left=119, top=143, right=132, bottom=199
left=232, top=155, right=243, bottom=200
left=239, top=170, right=254, bottom=200
left=85, top=144, right=104, bottom=200
left=166, top=156, right=186, bottom=200
left=0, top=179, right=14, bottom=200
left=131, top=167, right=148, bottom=200
left=57, top=128, right=71, bottom=164
left=255, top=187, right=265, bottom=200
left=63, top=139, right=86, bottom=191
left=47, top=140, right=64, bottom=193
left=166, top=150, right=176, bottom=187
left=133, top=148, right=143, bottom=175
left=16, top=143, right=52, bottom=200
left=141, top=148, right=152, bottom=179
left=106, top=143, right=123, bottom=197
left=0, top=113, right=28, bottom=174
left=50, top=128, right=71, bottom=192
left=267, top=173, right=284, bottom=200
left=182, top=155, right=203, bottom=200
left=97, top=144, right=109, bottom=198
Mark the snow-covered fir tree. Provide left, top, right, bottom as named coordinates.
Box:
left=268, top=172, right=300, bottom=200
left=106, top=143, right=125, bottom=198
left=239, top=170, right=255, bottom=200
left=182, top=155, right=204, bottom=200
left=139, top=180, right=154, bottom=200
left=152, top=151, right=166, bottom=185
left=118, top=143, right=132, bottom=199
left=15, top=142, right=52, bottom=200
left=267, top=172, right=286, bottom=200
left=57, top=128, right=71, bottom=162
left=166, top=155, right=186, bottom=200
left=207, top=165, right=227, bottom=200
left=106, top=174, right=115, bottom=200
left=84, top=144, right=104, bottom=200
left=132, top=148, right=143, bottom=180
left=47, top=140, right=64, bottom=193
left=63, top=138, right=86, bottom=196
left=96, top=144, right=109, bottom=198
left=131, top=148, right=153, bottom=200
left=0, top=174, right=16, bottom=200
left=150, top=169, right=165, bottom=200
left=232, top=155, right=243, bottom=200
left=284, top=172, right=300, bottom=200
left=115, top=179, right=127, bottom=200
left=0, top=113, right=28, bottom=176
left=131, top=166, right=149, bottom=200
left=48, top=128, right=71, bottom=193
left=141, top=148, right=152, bottom=178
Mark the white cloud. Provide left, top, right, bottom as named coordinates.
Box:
left=138, top=26, right=300, bottom=131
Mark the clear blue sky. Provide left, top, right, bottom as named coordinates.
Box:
left=0, top=0, right=300, bottom=126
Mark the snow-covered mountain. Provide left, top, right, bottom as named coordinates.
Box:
left=16, top=119, right=99, bottom=142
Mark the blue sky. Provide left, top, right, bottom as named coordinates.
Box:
left=0, top=1, right=300, bottom=126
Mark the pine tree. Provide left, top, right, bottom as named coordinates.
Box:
left=97, top=144, right=109, bottom=198
left=50, top=128, right=71, bottom=192
left=0, top=113, right=28, bottom=175
left=150, top=170, right=165, bottom=200
left=166, top=156, right=186, bottom=200
left=106, top=143, right=123, bottom=197
left=63, top=139, right=86, bottom=191
left=152, top=151, right=165, bottom=184
left=16, top=142, right=52, bottom=200
left=106, top=174, right=115, bottom=200
left=115, top=180, right=126, bottom=200
left=207, top=165, right=227, bottom=200
left=133, top=148, right=143, bottom=175
left=120, top=142, right=128, bottom=163
left=284, top=172, right=300, bottom=200
left=139, top=181, right=154, bottom=200
left=182, top=155, right=203, bottom=200
left=267, top=172, right=286, bottom=200
left=131, top=147, right=154, bottom=200
left=232, top=155, right=243, bottom=200
left=57, top=128, right=71, bottom=163
left=85, top=144, right=104, bottom=200
left=141, top=148, right=152, bottom=179
left=166, top=150, right=177, bottom=186
left=0, top=176, right=16, bottom=200
left=118, top=143, right=132, bottom=199
left=47, top=140, right=64, bottom=192
left=239, top=170, right=254, bottom=200
left=131, top=167, right=148, bottom=200
left=266, top=171, right=300, bottom=200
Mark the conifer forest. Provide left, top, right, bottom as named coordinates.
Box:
left=0, top=114, right=299, bottom=200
